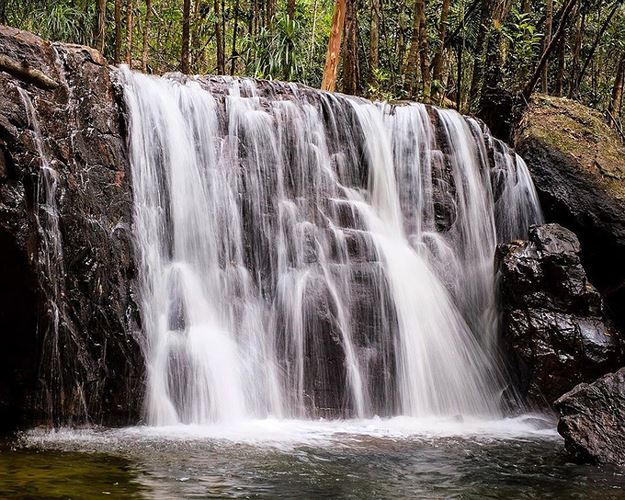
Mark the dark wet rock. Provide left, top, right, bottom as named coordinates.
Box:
left=515, top=96, right=625, bottom=332
left=0, top=26, right=142, bottom=428
left=555, top=368, right=625, bottom=466
left=497, top=223, right=622, bottom=408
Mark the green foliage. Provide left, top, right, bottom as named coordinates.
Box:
left=242, top=16, right=303, bottom=81
left=7, top=0, right=94, bottom=45
left=3, top=0, right=625, bottom=119
left=367, top=68, right=394, bottom=101
left=503, top=8, right=543, bottom=88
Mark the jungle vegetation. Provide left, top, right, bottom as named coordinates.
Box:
left=2, top=0, right=624, bottom=133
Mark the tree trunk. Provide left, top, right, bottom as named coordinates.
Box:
left=404, top=0, right=426, bottom=98
left=574, top=0, right=622, bottom=97
left=418, top=0, right=431, bottom=101
left=181, top=0, right=191, bottom=73
left=522, top=0, right=578, bottom=102
left=230, top=0, right=240, bottom=75
left=456, top=35, right=463, bottom=110
left=142, top=0, right=151, bottom=71
left=94, top=0, right=107, bottom=52
left=568, top=5, right=584, bottom=98
left=479, top=0, right=513, bottom=104
left=114, top=0, right=122, bottom=63
left=214, top=0, right=225, bottom=74
left=393, top=0, right=408, bottom=90
left=125, top=0, right=133, bottom=67
left=370, top=0, right=380, bottom=72
left=555, top=25, right=565, bottom=96
left=309, top=0, right=319, bottom=66
left=432, top=0, right=452, bottom=102
left=321, top=0, right=347, bottom=92
left=609, top=52, right=625, bottom=118
left=541, top=0, right=553, bottom=93
left=342, top=0, right=359, bottom=95
left=468, top=0, right=491, bottom=110
left=477, top=0, right=514, bottom=136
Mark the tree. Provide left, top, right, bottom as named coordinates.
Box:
left=230, top=0, right=241, bottom=75
left=478, top=0, right=514, bottom=110
left=568, top=4, right=585, bottom=97
left=126, top=0, right=133, bottom=67
left=142, top=0, right=152, bottom=71
left=181, top=0, right=191, bottom=73
left=342, top=0, right=359, bottom=94
left=541, top=0, right=553, bottom=93
left=114, top=0, right=123, bottom=63
left=609, top=51, right=625, bottom=118
left=418, top=0, right=431, bottom=101
left=404, top=0, right=428, bottom=99
left=94, top=0, right=106, bottom=52
left=432, top=0, right=452, bottom=102
left=370, top=0, right=380, bottom=72
left=573, top=0, right=623, bottom=97
left=522, top=0, right=578, bottom=102
left=469, top=0, right=493, bottom=110
left=215, top=0, right=225, bottom=74
left=321, top=0, right=347, bottom=91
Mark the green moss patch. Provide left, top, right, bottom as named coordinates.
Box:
left=516, top=95, right=625, bottom=202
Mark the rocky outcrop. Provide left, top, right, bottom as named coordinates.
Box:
left=555, top=368, right=625, bottom=466
left=497, top=223, right=622, bottom=408
left=0, top=26, right=142, bottom=428
left=515, top=96, right=625, bottom=331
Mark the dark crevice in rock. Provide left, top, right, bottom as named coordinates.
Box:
left=0, top=228, right=39, bottom=430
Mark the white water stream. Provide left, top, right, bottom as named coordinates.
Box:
left=121, top=69, right=542, bottom=426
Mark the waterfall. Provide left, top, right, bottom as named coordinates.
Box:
left=121, top=69, right=542, bottom=425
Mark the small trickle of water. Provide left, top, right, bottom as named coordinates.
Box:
left=17, top=87, right=67, bottom=416
left=121, top=69, right=542, bottom=425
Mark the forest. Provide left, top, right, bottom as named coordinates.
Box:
left=2, top=0, right=624, bottom=131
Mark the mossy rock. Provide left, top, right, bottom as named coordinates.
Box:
left=515, top=94, right=625, bottom=330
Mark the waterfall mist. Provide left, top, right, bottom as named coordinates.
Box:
left=121, top=69, right=542, bottom=425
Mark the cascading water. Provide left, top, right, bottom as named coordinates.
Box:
left=17, top=87, right=68, bottom=417
left=121, top=69, right=542, bottom=425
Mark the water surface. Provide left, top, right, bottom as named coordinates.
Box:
left=4, top=416, right=625, bottom=498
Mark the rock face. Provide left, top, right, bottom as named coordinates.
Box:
left=0, top=26, right=142, bottom=428
left=515, top=96, right=625, bottom=331
left=555, top=368, right=625, bottom=466
left=497, top=223, right=622, bottom=407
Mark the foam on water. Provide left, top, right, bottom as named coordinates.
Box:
left=23, top=415, right=558, bottom=453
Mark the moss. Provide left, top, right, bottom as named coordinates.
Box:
left=516, top=94, right=625, bottom=202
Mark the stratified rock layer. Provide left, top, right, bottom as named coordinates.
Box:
left=555, top=368, right=625, bottom=466
left=0, top=26, right=142, bottom=427
left=497, top=223, right=622, bottom=407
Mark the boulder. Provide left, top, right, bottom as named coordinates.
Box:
left=497, top=223, right=622, bottom=408
left=515, top=96, right=625, bottom=331
left=555, top=368, right=625, bottom=466
left=0, top=26, right=142, bottom=428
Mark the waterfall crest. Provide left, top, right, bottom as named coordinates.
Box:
left=121, top=69, right=542, bottom=425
